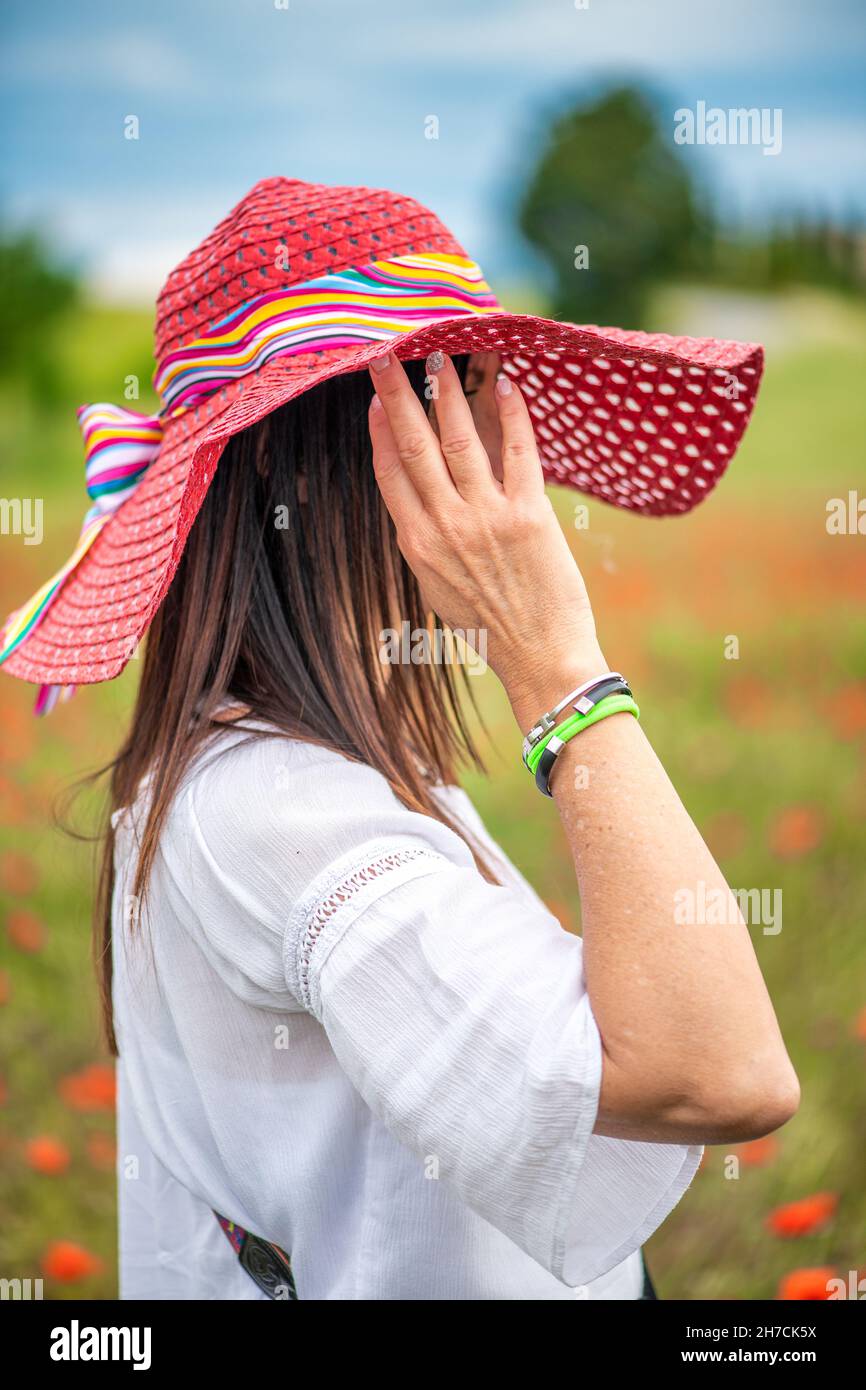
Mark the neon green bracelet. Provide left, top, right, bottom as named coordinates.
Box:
left=526, top=692, right=640, bottom=777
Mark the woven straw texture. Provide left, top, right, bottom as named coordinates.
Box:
left=3, top=177, right=763, bottom=687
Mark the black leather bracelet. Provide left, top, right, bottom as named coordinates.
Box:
left=535, top=736, right=564, bottom=799
left=522, top=669, right=629, bottom=767
left=534, top=676, right=632, bottom=797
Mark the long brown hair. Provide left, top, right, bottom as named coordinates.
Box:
left=95, top=356, right=493, bottom=1051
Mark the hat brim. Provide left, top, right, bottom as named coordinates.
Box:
left=3, top=310, right=762, bottom=687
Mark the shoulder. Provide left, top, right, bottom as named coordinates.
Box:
left=117, top=730, right=479, bottom=1008
left=180, top=728, right=397, bottom=828
left=165, top=729, right=476, bottom=915
left=183, top=727, right=469, bottom=838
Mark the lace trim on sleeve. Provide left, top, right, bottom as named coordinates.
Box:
left=286, top=843, right=448, bottom=1014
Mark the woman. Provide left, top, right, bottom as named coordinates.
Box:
left=0, top=178, right=798, bottom=1300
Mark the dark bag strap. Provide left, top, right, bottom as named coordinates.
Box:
left=215, top=1210, right=653, bottom=1302
left=214, top=1211, right=298, bottom=1300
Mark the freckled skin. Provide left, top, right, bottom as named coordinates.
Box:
left=366, top=349, right=800, bottom=1147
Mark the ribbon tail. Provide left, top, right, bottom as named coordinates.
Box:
left=0, top=512, right=111, bottom=667
left=34, top=683, right=77, bottom=717
left=0, top=401, right=163, bottom=714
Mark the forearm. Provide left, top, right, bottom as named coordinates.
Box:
left=508, top=658, right=800, bottom=1145
left=366, top=349, right=798, bottom=1146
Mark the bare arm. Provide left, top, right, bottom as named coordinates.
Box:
left=367, top=349, right=799, bottom=1146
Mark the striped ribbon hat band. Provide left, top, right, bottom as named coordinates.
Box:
left=155, top=253, right=497, bottom=410
left=0, top=252, right=497, bottom=708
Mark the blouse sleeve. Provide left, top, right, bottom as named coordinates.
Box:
left=284, top=834, right=702, bottom=1288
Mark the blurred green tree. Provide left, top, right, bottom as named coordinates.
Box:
left=0, top=230, right=79, bottom=402
left=518, top=86, right=710, bottom=328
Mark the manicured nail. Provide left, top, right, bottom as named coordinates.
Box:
left=495, top=372, right=513, bottom=397
left=370, top=392, right=382, bottom=412
left=426, top=350, right=446, bottom=374
left=370, top=351, right=393, bottom=374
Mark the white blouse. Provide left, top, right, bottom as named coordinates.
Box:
left=111, top=723, right=701, bottom=1300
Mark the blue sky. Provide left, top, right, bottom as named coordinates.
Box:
left=1, top=0, right=864, bottom=300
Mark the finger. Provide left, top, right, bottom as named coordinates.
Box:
left=368, top=392, right=424, bottom=533
left=368, top=351, right=457, bottom=508
left=427, top=351, right=498, bottom=502
left=464, top=352, right=505, bottom=484
left=494, top=372, right=544, bottom=501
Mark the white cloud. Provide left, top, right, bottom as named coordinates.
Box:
left=313, top=0, right=857, bottom=73
left=4, top=187, right=230, bottom=301
left=1, top=29, right=198, bottom=96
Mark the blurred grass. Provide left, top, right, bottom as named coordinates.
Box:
left=1, top=290, right=865, bottom=1299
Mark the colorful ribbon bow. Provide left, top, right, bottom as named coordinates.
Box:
left=0, top=404, right=163, bottom=714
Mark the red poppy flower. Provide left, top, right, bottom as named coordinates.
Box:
left=0, top=704, right=35, bottom=764
left=0, top=850, right=40, bottom=896
left=58, top=1063, right=116, bottom=1112
left=602, top=570, right=655, bottom=614
left=766, top=1192, right=838, bottom=1238
left=41, top=1241, right=102, bottom=1284
left=735, top=1136, right=779, bottom=1168
left=0, top=776, right=28, bottom=827
left=854, top=1006, right=866, bottom=1042
left=768, top=805, right=823, bottom=860
left=827, top=683, right=866, bottom=740
left=25, top=1135, right=71, bottom=1175
left=777, top=1267, right=837, bottom=1300
left=6, top=908, right=46, bottom=953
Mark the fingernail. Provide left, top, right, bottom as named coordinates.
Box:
left=495, top=372, right=513, bottom=397
left=370, top=393, right=382, bottom=412
left=426, top=350, right=447, bottom=374
left=370, top=351, right=393, bottom=374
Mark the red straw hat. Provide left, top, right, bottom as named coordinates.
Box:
left=1, top=176, right=763, bottom=708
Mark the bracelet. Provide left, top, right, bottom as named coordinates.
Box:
left=522, top=670, right=628, bottom=767
left=523, top=673, right=632, bottom=771
left=525, top=678, right=633, bottom=778
left=532, top=693, right=640, bottom=797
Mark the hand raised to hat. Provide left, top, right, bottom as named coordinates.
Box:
left=368, top=346, right=799, bottom=1153
left=367, top=349, right=606, bottom=730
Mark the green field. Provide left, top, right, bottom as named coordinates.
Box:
left=1, top=292, right=865, bottom=1299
